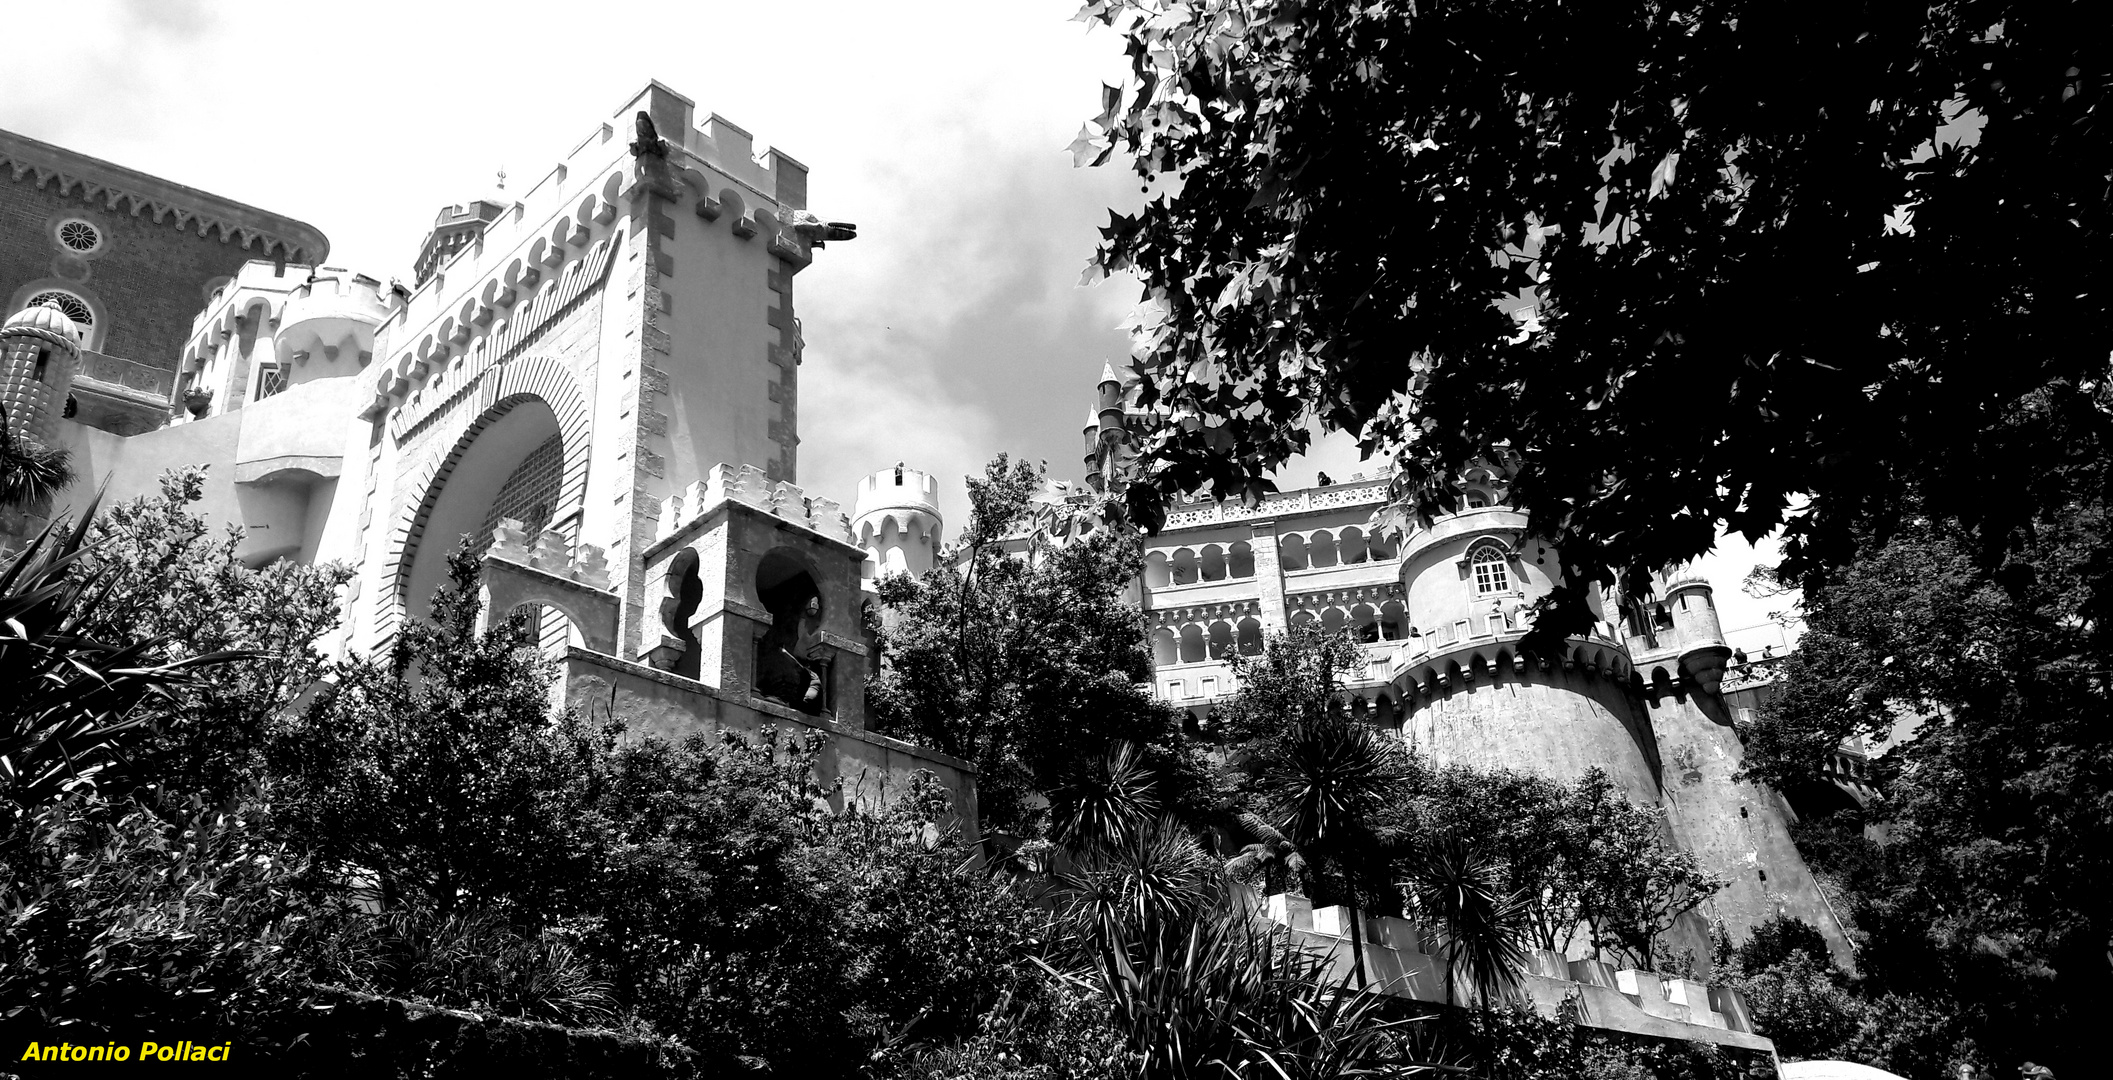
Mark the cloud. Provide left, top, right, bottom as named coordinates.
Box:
left=798, top=339, right=1001, bottom=533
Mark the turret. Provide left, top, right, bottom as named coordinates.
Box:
left=1096, top=362, right=1127, bottom=445
left=275, top=269, right=390, bottom=383
left=0, top=300, right=85, bottom=452
left=1661, top=567, right=1733, bottom=693
left=852, top=463, right=944, bottom=583
left=412, top=196, right=510, bottom=287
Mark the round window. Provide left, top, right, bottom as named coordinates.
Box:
left=55, top=219, right=103, bottom=254
left=26, top=290, right=94, bottom=326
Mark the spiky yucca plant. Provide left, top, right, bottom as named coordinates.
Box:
left=1403, top=839, right=1534, bottom=1010
left=0, top=404, right=73, bottom=510
left=0, top=498, right=237, bottom=807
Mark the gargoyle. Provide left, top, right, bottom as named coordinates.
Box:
left=630, top=111, right=668, bottom=159
left=780, top=208, right=858, bottom=247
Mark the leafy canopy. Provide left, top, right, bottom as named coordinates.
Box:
left=1076, top=0, right=2110, bottom=633
left=868, top=455, right=1196, bottom=834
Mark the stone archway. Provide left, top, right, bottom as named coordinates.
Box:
left=377, top=357, right=591, bottom=642
left=394, top=396, right=563, bottom=629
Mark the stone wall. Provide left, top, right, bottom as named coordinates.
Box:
left=0, top=130, right=325, bottom=370
left=562, top=650, right=979, bottom=843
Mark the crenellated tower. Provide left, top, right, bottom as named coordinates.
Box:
left=852, top=463, right=943, bottom=583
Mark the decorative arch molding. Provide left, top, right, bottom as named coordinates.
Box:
left=7, top=280, right=106, bottom=351
left=377, top=357, right=591, bottom=639
left=1453, top=531, right=1525, bottom=569
left=0, top=137, right=327, bottom=262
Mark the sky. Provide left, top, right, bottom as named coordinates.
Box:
left=2, top=0, right=1795, bottom=641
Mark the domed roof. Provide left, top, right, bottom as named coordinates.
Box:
left=3, top=299, right=85, bottom=347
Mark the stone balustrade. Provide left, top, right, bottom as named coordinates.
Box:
left=75, top=349, right=177, bottom=399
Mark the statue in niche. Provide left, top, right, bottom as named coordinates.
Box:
left=756, top=577, right=827, bottom=713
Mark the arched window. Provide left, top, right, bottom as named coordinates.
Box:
left=1151, top=627, right=1177, bottom=666
left=1351, top=603, right=1380, bottom=642
left=1308, top=530, right=1339, bottom=569
left=26, top=289, right=94, bottom=330
left=1179, top=624, right=1206, bottom=664
left=1199, top=544, right=1228, bottom=581
left=1279, top=533, right=1308, bottom=571
left=1144, top=551, right=1172, bottom=589
left=1338, top=527, right=1368, bottom=565
left=1471, top=543, right=1511, bottom=595
left=1172, top=548, right=1199, bottom=585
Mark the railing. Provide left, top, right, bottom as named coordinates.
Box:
left=1160, top=478, right=1393, bottom=529
left=1719, top=654, right=1787, bottom=693
left=75, top=350, right=177, bottom=399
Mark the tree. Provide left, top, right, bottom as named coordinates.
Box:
left=1074, top=0, right=2111, bottom=639
left=868, top=455, right=1197, bottom=834
left=0, top=500, right=235, bottom=808
left=269, top=543, right=607, bottom=918
left=1402, top=838, right=1534, bottom=1009
left=1736, top=509, right=2109, bottom=1077
left=0, top=790, right=310, bottom=1050
left=1404, top=764, right=1722, bottom=970
left=1217, top=625, right=1415, bottom=986
left=72, top=468, right=350, bottom=802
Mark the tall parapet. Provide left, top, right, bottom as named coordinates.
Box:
left=0, top=299, right=84, bottom=452
left=1259, top=896, right=1773, bottom=1055
left=852, top=463, right=943, bottom=582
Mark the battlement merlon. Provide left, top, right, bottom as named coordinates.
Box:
left=647, top=463, right=859, bottom=562
left=619, top=81, right=808, bottom=214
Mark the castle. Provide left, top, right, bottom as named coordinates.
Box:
left=0, top=83, right=976, bottom=834
left=5, top=78, right=1846, bottom=975
left=1080, top=366, right=1858, bottom=970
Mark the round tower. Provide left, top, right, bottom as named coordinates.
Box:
left=852, top=463, right=944, bottom=582
left=275, top=269, right=391, bottom=385
left=1656, top=566, right=1733, bottom=693
left=1389, top=507, right=1662, bottom=807
left=0, top=300, right=85, bottom=452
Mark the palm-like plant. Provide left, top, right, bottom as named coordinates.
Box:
left=1058, top=814, right=1219, bottom=956
left=1402, top=838, right=1534, bottom=1010
left=1224, top=812, right=1309, bottom=897
left=0, top=502, right=236, bottom=807
left=1076, top=907, right=1441, bottom=1079
left=0, top=404, right=73, bottom=510
left=1246, top=713, right=1415, bottom=986
left=1051, top=738, right=1162, bottom=853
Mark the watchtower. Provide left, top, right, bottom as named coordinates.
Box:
left=852, top=463, right=943, bottom=583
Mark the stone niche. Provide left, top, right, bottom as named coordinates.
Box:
left=637, top=464, right=869, bottom=728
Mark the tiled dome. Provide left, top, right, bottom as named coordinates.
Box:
left=3, top=299, right=85, bottom=347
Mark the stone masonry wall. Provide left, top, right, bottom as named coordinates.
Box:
left=0, top=176, right=272, bottom=368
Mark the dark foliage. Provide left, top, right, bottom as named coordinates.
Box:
left=1075, top=0, right=2111, bottom=643
left=868, top=455, right=1205, bottom=835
